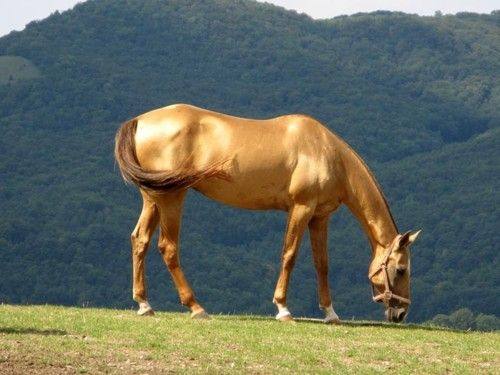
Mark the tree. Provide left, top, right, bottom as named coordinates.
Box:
left=475, top=314, right=499, bottom=332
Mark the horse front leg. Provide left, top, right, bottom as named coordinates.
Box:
left=309, top=215, right=340, bottom=324
left=155, top=191, right=208, bottom=319
left=131, top=190, right=159, bottom=316
left=273, top=202, right=315, bottom=321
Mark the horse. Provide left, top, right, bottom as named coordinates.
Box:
left=115, top=103, right=421, bottom=323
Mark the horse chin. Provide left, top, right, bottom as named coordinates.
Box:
left=385, top=307, right=407, bottom=323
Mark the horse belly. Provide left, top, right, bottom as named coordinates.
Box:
left=194, top=170, right=291, bottom=211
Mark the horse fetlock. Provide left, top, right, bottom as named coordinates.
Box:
left=273, top=294, right=287, bottom=307
left=179, top=292, right=196, bottom=308
left=133, top=291, right=147, bottom=303
left=318, top=295, right=332, bottom=309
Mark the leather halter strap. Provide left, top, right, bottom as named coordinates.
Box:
left=368, top=239, right=411, bottom=306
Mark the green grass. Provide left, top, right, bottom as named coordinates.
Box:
left=0, top=56, right=40, bottom=84
left=0, top=305, right=497, bottom=374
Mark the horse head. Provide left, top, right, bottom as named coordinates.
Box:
left=369, top=230, right=421, bottom=323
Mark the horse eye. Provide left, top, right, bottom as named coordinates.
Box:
left=396, top=268, right=406, bottom=276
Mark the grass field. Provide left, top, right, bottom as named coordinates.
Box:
left=0, top=305, right=497, bottom=374
left=0, top=56, right=40, bottom=84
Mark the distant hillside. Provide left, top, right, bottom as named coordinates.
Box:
left=0, top=0, right=498, bottom=322
left=0, top=55, right=40, bottom=84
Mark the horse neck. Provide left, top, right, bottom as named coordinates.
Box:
left=340, top=148, right=398, bottom=252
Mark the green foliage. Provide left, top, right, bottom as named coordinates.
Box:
left=0, top=0, right=498, bottom=323
left=476, top=314, right=500, bottom=332
left=428, top=308, right=500, bottom=331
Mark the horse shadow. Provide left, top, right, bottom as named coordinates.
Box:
left=0, top=327, right=67, bottom=336
left=299, top=317, right=466, bottom=332
left=233, top=315, right=462, bottom=332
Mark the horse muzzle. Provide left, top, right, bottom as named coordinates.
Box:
left=385, top=306, right=407, bottom=323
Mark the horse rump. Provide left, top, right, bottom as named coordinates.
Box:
left=114, top=118, right=228, bottom=191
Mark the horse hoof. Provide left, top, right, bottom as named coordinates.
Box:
left=321, top=305, right=340, bottom=324
left=276, top=308, right=294, bottom=322
left=277, top=314, right=295, bottom=323
left=324, top=317, right=341, bottom=324
left=137, top=307, right=154, bottom=316
left=191, top=310, right=210, bottom=319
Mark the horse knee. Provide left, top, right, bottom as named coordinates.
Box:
left=131, top=232, right=150, bottom=256
left=282, top=250, right=297, bottom=270
left=165, top=252, right=179, bottom=271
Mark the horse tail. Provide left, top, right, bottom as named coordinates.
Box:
left=114, top=118, right=229, bottom=192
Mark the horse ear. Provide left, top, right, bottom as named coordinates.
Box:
left=397, top=230, right=421, bottom=248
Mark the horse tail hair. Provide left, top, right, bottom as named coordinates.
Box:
left=114, top=118, right=229, bottom=192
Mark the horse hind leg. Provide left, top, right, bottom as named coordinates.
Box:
left=131, top=190, right=159, bottom=316
left=155, top=191, right=208, bottom=319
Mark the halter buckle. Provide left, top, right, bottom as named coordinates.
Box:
left=383, top=291, right=393, bottom=302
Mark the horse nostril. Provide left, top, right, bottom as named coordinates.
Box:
left=385, top=307, right=406, bottom=323
left=396, top=308, right=406, bottom=322
left=385, top=308, right=395, bottom=322
left=385, top=308, right=391, bottom=321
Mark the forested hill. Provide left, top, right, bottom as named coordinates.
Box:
left=0, top=0, right=498, bottom=323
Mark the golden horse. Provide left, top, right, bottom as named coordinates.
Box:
left=115, top=104, right=420, bottom=323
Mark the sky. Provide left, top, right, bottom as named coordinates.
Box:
left=1, top=0, right=498, bottom=36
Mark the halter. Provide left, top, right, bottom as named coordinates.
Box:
left=368, top=238, right=411, bottom=306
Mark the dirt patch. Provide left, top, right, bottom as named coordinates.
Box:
left=0, top=339, right=175, bottom=374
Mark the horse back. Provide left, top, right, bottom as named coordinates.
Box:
left=134, top=104, right=340, bottom=210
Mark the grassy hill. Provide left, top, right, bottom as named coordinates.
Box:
left=0, top=0, right=498, bottom=322
left=0, top=55, right=40, bottom=84
left=0, top=305, right=498, bottom=374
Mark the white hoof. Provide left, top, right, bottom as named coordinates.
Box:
left=321, top=304, right=341, bottom=324
left=137, top=301, right=154, bottom=316
left=275, top=307, right=293, bottom=321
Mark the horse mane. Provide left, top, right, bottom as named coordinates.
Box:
left=114, top=119, right=229, bottom=191
left=342, top=141, right=399, bottom=233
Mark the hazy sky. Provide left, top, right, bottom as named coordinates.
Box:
left=1, top=0, right=498, bottom=36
